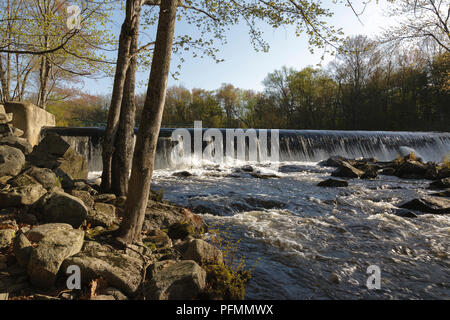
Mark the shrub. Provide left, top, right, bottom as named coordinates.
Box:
left=443, top=154, right=450, bottom=169
left=199, top=224, right=258, bottom=300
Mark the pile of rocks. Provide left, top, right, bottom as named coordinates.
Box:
left=316, top=153, right=450, bottom=216
left=0, top=129, right=226, bottom=301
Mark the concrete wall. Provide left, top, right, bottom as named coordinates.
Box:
left=4, top=102, right=55, bottom=146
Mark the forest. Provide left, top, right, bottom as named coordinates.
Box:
left=47, top=37, right=449, bottom=132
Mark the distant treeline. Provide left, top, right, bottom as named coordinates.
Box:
left=48, top=36, right=450, bottom=132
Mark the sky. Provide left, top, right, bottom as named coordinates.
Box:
left=83, top=0, right=393, bottom=96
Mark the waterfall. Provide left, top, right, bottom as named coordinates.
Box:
left=40, top=127, right=450, bottom=171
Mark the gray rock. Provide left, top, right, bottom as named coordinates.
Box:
left=13, top=233, right=33, bottom=267
left=0, top=136, right=32, bottom=155
left=180, top=239, right=223, bottom=264
left=62, top=241, right=143, bottom=295
left=25, top=223, right=73, bottom=242
left=0, top=184, right=46, bottom=208
left=144, top=201, right=207, bottom=235
left=395, top=160, right=427, bottom=179
left=27, top=133, right=88, bottom=180
left=87, top=203, right=117, bottom=228
left=399, top=196, right=450, bottom=214
left=28, top=228, right=84, bottom=288
left=318, top=156, right=347, bottom=167
left=70, top=190, right=94, bottom=208
left=331, top=162, right=364, bottom=179
left=145, top=260, right=206, bottom=300
left=317, top=178, right=349, bottom=188
left=0, top=229, right=15, bottom=249
left=36, top=192, right=88, bottom=228
left=361, top=168, right=378, bottom=179
left=24, top=166, right=60, bottom=190
left=0, top=145, right=25, bottom=177
left=143, top=229, right=172, bottom=249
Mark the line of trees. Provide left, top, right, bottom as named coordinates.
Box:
left=54, top=37, right=449, bottom=133
left=144, top=37, right=449, bottom=132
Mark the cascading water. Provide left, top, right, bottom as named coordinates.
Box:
left=41, top=127, right=450, bottom=171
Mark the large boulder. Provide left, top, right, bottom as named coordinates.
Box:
left=144, top=201, right=207, bottom=235
left=179, top=239, right=223, bottom=265
left=27, top=228, right=84, bottom=288
left=8, top=166, right=59, bottom=190
left=0, top=145, right=25, bottom=177
left=395, top=160, right=427, bottom=179
left=0, top=136, right=33, bottom=155
left=36, top=192, right=88, bottom=228
left=317, top=156, right=347, bottom=167
left=399, top=196, right=450, bottom=215
left=145, top=260, right=206, bottom=300
left=25, top=223, right=73, bottom=242
left=27, top=133, right=88, bottom=180
left=62, top=241, right=143, bottom=295
left=331, top=162, right=364, bottom=179
left=0, top=184, right=46, bottom=208
left=24, top=166, right=60, bottom=190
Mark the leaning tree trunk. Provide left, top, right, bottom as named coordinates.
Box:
left=111, top=5, right=141, bottom=196
left=118, top=0, right=178, bottom=243
left=101, top=0, right=140, bottom=192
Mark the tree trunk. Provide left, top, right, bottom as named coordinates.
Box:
left=0, top=55, right=9, bottom=102
left=37, top=56, right=51, bottom=109
left=101, top=0, right=139, bottom=192
left=118, top=0, right=178, bottom=243
left=111, top=5, right=141, bottom=196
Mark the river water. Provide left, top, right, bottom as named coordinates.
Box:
left=55, top=127, right=449, bottom=299
left=147, top=161, right=449, bottom=300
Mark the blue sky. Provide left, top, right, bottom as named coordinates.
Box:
left=84, top=1, right=392, bottom=96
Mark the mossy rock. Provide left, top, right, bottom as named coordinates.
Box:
left=167, top=222, right=196, bottom=240
left=143, top=229, right=172, bottom=249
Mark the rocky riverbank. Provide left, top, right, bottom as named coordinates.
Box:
left=0, top=108, right=246, bottom=300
